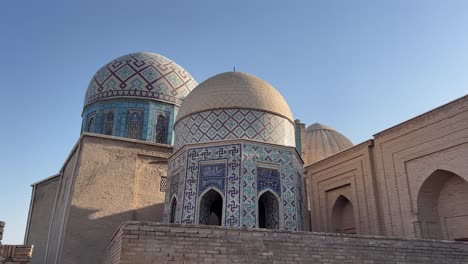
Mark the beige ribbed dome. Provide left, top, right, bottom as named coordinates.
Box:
left=304, top=123, right=353, bottom=165
left=175, top=72, right=293, bottom=123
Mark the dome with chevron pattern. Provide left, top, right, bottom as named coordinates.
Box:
left=85, top=52, right=198, bottom=107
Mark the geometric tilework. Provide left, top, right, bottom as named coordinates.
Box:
left=82, top=99, right=176, bottom=144
left=85, top=52, right=198, bottom=107
left=164, top=141, right=306, bottom=231
left=180, top=144, right=241, bottom=227
left=257, top=166, right=281, bottom=196
left=294, top=155, right=307, bottom=230
left=174, top=109, right=295, bottom=150
left=198, top=162, right=226, bottom=194
left=163, top=151, right=186, bottom=224
left=242, top=143, right=298, bottom=231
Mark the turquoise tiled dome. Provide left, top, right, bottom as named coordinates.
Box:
left=85, top=52, right=198, bottom=107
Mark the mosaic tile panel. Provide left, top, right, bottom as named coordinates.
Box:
left=242, top=143, right=298, bottom=231
left=257, top=166, right=281, bottom=196
left=165, top=142, right=305, bottom=231
left=85, top=52, right=198, bottom=106
left=181, top=144, right=241, bottom=227
left=163, top=151, right=186, bottom=223
left=198, top=162, right=227, bottom=194
left=82, top=99, right=176, bottom=144
left=294, top=155, right=307, bottom=230
left=174, top=109, right=295, bottom=150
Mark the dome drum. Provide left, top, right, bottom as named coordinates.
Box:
left=82, top=52, right=197, bottom=144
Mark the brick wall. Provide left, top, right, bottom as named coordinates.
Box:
left=0, top=245, right=33, bottom=264
left=103, top=222, right=468, bottom=264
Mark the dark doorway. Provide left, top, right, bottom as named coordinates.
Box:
left=331, top=195, right=356, bottom=234
left=170, top=198, right=177, bottom=223
left=258, top=191, right=279, bottom=229
left=199, top=189, right=223, bottom=226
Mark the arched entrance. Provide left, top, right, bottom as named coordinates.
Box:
left=199, top=189, right=223, bottom=226
left=331, top=195, right=356, bottom=234
left=169, top=197, right=177, bottom=224
left=417, top=170, right=468, bottom=240
left=258, top=191, right=279, bottom=229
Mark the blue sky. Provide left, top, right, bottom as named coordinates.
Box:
left=0, top=0, right=467, bottom=243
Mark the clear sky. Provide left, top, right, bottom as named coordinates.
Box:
left=0, top=0, right=467, bottom=244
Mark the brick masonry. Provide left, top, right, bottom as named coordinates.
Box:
left=0, top=245, right=33, bottom=264
left=103, top=222, right=468, bottom=264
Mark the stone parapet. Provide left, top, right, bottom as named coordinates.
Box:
left=103, top=221, right=468, bottom=264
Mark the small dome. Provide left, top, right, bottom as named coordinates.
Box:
left=85, top=52, right=198, bottom=107
left=175, top=72, right=293, bottom=123
left=304, top=123, right=353, bottom=164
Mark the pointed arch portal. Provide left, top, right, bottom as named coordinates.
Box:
left=417, top=170, right=468, bottom=240
left=258, top=191, right=279, bottom=229
left=331, top=195, right=356, bottom=234
left=199, top=189, right=223, bottom=226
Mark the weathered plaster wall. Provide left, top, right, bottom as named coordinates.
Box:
left=56, top=135, right=172, bottom=264
left=103, top=222, right=468, bottom=264
left=44, top=147, right=79, bottom=264
left=25, top=176, right=60, bottom=264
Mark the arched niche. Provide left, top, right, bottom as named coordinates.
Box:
left=169, top=196, right=177, bottom=224
left=258, top=190, right=280, bottom=229
left=331, top=195, right=356, bottom=234
left=198, top=188, right=223, bottom=226
left=417, top=169, right=468, bottom=240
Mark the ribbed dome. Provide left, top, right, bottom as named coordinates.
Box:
left=304, top=123, right=353, bottom=165
left=84, top=52, right=198, bottom=107
left=175, top=72, right=293, bottom=123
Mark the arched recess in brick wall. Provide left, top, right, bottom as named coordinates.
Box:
left=170, top=196, right=177, bottom=224
left=198, top=188, right=224, bottom=226
left=258, top=190, right=280, bottom=229
left=417, top=169, right=468, bottom=240
left=331, top=195, right=356, bottom=234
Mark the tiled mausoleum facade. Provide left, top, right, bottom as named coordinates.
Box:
left=163, top=141, right=307, bottom=231
left=23, top=51, right=468, bottom=264
left=163, top=72, right=308, bottom=231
